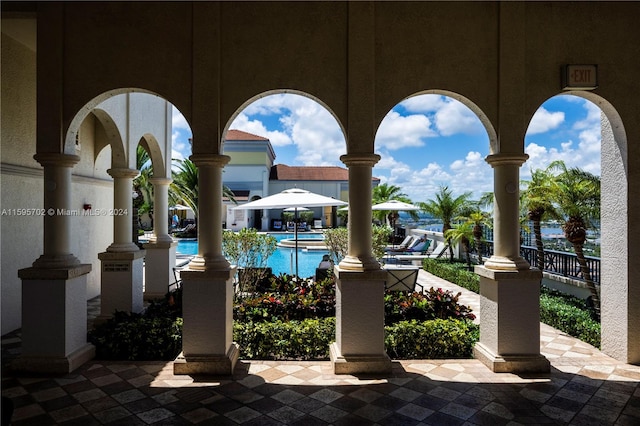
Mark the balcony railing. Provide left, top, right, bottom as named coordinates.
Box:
left=477, top=242, right=600, bottom=284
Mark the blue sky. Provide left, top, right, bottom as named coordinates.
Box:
left=172, top=93, right=601, bottom=203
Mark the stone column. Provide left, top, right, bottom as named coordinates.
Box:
left=174, top=153, right=239, bottom=375
left=17, top=153, right=94, bottom=374
left=331, top=153, right=391, bottom=375
left=474, top=153, right=549, bottom=373
left=484, top=153, right=530, bottom=271
left=32, top=153, right=82, bottom=268
left=106, top=168, right=140, bottom=253
left=338, top=153, right=381, bottom=272
left=143, top=177, right=177, bottom=300
left=98, top=168, right=145, bottom=320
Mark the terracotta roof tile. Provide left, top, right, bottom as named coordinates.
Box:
left=270, top=164, right=380, bottom=182
left=225, top=129, right=269, bottom=141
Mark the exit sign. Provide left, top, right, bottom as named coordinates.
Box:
left=562, top=64, right=598, bottom=90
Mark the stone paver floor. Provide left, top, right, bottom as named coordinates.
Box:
left=2, top=270, right=639, bottom=425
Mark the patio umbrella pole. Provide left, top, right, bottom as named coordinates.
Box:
left=294, top=207, right=299, bottom=278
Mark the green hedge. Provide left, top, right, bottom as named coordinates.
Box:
left=234, top=318, right=336, bottom=360
left=89, top=309, right=183, bottom=360
left=385, top=319, right=479, bottom=359
left=232, top=318, right=479, bottom=360
left=422, top=258, right=480, bottom=293
left=540, top=288, right=601, bottom=348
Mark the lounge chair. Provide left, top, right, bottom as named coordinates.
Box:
left=393, top=241, right=448, bottom=264
left=391, top=235, right=415, bottom=251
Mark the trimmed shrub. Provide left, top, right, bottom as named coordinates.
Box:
left=385, top=319, right=479, bottom=359
left=88, top=304, right=183, bottom=360
left=422, top=258, right=480, bottom=293
left=540, top=287, right=600, bottom=348
left=234, top=318, right=336, bottom=360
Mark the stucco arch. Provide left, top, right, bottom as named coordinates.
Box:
left=138, top=134, right=166, bottom=177
left=91, top=108, right=127, bottom=169
left=220, top=89, right=347, bottom=154
left=64, top=88, right=162, bottom=155
left=381, top=90, right=498, bottom=156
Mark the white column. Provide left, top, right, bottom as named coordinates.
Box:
left=18, top=153, right=94, bottom=374
left=32, top=153, right=81, bottom=268
left=473, top=153, right=548, bottom=373
left=143, top=177, right=177, bottom=299
left=149, top=177, right=173, bottom=243
left=338, top=153, right=381, bottom=272
left=186, top=154, right=230, bottom=271
left=107, top=168, right=140, bottom=252
left=484, top=153, right=530, bottom=271
left=175, top=153, right=238, bottom=375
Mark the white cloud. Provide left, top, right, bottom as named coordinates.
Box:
left=172, top=107, right=190, bottom=131
left=434, top=100, right=484, bottom=136
left=527, top=107, right=565, bottom=135
left=171, top=130, right=190, bottom=160
left=375, top=111, right=436, bottom=150
left=399, top=94, right=447, bottom=113
left=229, top=94, right=345, bottom=165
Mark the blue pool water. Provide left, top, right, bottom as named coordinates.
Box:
left=176, top=233, right=328, bottom=278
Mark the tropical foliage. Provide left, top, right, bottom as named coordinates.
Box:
left=323, top=225, right=392, bottom=264
left=419, top=186, right=474, bottom=261
left=169, top=157, right=237, bottom=218
left=546, top=161, right=601, bottom=317
left=222, top=228, right=277, bottom=296
left=521, top=165, right=558, bottom=269
left=372, top=183, right=418, bottom=227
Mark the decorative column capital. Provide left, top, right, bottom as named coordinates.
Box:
left=33, top=153, right=80, bottom=168
left=485, top=153, right=529, bottom=168
left=340, top=153, right=381, bottom=168
left=107, top=168, right=140, bottom=179
left=190, top=154, right=231, bottom=168
left=149, top=177, right=172, bottom=186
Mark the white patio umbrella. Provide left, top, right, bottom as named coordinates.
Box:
left=233, top=188, right=348, bottom=277
left=372, top=200, right=421, bottom=247
left=371, top=200, right=420, bottom=211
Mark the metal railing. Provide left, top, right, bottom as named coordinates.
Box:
left=477, top=242, right=600, bottom=284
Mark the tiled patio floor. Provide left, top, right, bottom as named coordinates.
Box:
left=2, top=270, right=639, bottom=425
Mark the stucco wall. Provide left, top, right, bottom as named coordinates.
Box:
left=1, top=27, right=114, bottom=333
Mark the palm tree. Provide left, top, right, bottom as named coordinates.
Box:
left=467, top=210, right=491, bottom=264
left=548, top=161, right=601, bottom=318
left=444, top=222, right=474, bottom=270
left=521, top=165, right=557, bottom=270
left=371, top=183, right=417, bottom=227
left=169, top=158, right=237, bottom=218
left=419, top=186, right=473, bottom=261
left=133, top=146, right=154, bottom=234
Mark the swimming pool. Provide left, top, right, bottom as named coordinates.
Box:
left=176, top=233, right=329, bottom=278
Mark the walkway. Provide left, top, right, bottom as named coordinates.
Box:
left=2, top=271, right=639, bottom=425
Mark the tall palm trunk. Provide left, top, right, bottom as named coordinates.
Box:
left=564, top=216, right=600, bottom=319
left=462, top=237, right=472, bottom=270
left=571, top=242, right=600, bottom=319
left=529, top=208, right=545, bottom=270
left=472, top=224, right=483, bottom=264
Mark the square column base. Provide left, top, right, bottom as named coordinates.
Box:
left=474, top=342, right=550, bottom=373
left=98, top=250, right=146, bottom=321
left=173, top=343, right=240, bottom=376
left=142, top=241, right=178, bottom=300
left=13, top=343, right=95, bottom=375
left=17, top=264, right=94, bottom=373
left=330, top=342, right=392, bottom=375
